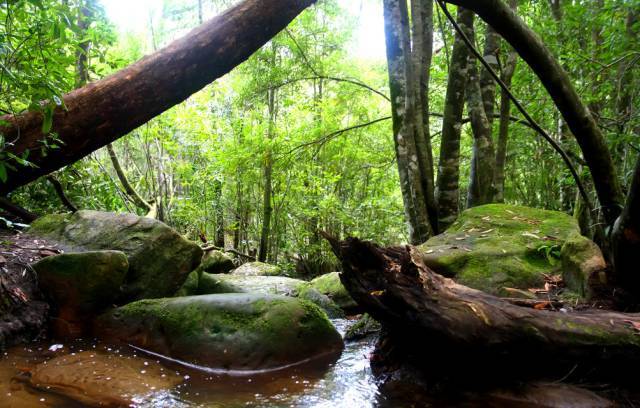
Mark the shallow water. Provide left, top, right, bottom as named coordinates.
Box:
left=0, top=319, right=383, bottom=407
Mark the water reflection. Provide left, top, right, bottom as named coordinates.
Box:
left=0, top=318, right=381, bottom=407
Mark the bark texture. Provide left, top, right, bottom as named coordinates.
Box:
left=330, top=237, right=640, bottom=371
left=435, top=8, right=473, bottom=231
left=0, top=0, right=317, bottom=194
left=494, top=46, right=517, bottom=203
left=443, top=0, right=624, bottom=226
left=383, top=0, right=432, bottom=244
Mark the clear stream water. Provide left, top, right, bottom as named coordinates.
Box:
left=0, top=319, right=386, bottom=407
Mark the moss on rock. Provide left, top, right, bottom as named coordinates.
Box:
left=419, top=204, right=585, bottom=294
left=29, top=211, right=202, bottom=302
left=95, top=294, right=343, bottom=370
left=304, top=272, right=358, bottom=311
left=201, top=250, right=235, bottom=274
left=561, top=234, right=606, bottom=297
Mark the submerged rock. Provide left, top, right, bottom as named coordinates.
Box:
left=95, top=294, right=343, bottom=371
left=200, top=250, right=235, bottom=274
left=24, top=351, right=182, bottom=407
left=29, top=211, right=202, bottom=302
left=32, top=251, right=129, bottom=337
left=419, top=204, right=604, bottom=295
left=481, top=383, right=613, bottom=408
left=232, top=261, right=284, bottom=277
left=304, top=272, right=358, bottom=311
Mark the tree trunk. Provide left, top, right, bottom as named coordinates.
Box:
left=106, top=143, right=153, bottom=215
left=0, top=0, right=317, bottom=194
left=442, top=0, right=624, bottom=226
left=493, top=43, right=517, bottom=203
left=213, top=178, right=224, bottom=248
left=410, top=0, right=438, bottom=235
left=435, top=8, right=473, bottom=230
left=328, top=237, right=640, bottom=375
left=258, top=88, right=276, bottom=262
left=465, top=21, right=495, bottom=208
left=479, top=25, right=500, bottom=129
left=612, top=154, right=640, bottom=297
left=383, top=0, right=432, bottom=244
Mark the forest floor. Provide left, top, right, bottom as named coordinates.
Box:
left=0, top=228, right=60, bottom=349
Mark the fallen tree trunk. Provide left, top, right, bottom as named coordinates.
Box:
left=329, top=237, right=640, bottom=378
left=0, top=0, right=316, bottom=194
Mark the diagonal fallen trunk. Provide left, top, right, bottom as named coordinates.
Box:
left=0, top=0, right=316, bottom=194
left=328, top=237, right=640, bottom=377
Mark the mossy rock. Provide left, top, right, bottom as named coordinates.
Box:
left=232, top=261, right=284, bottom=277
left=29, top=211, right=203, bottom=302
left=344, top=313, right=381, bottom=341
left=174, top=269, right=201, bottom=297
left=198, top=273, right=343, bottom=318
left=199, top=273, right=305, bottom=296
left=32, top=251, right=129, bottom=336
left=419, top=204, right=582, bottom=294
left=561, top=234, right=606, bottom=297
left=304, top=272, right=358, bottom=311
left=95, top=294, right=344, bottom=370
left=201, top=250, right=235, bottom=274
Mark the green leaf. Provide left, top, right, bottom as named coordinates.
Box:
left=42, top=106, right=53, bottom=134
left=0, top=163, right=8, bottom=183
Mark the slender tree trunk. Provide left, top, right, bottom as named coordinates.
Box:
left=258, top=88, right=276, bottom=262
left=465, top=20, right=495, bottom=208
left=435, top=8, right=473, bottom=230
left=0, top=0, right=317, bottom=194
left=442, top=0, right=624, bottom=226
left=493, top=41, right=517, bottom=203
left=479, top=25, right=500, bottom=129
left=383, top=0, right=432, bottom=244
left=106, top=144, right=153, bottom=214
left=213, top=178, right=224, bottom=247
left=410, top=0, right=438, bottom=234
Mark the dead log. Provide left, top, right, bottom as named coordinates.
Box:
left=329, top=237, right=640, bottom=379
left=0, top=0, right=316, bottom=194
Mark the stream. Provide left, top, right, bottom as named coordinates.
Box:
left=0, top=319, right=386, bottom=407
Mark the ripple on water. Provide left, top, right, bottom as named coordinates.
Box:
left=0, top=318, right=382, bottom=407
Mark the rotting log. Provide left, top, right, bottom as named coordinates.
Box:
left=328, top=236, right=640, bottom=379
left=0, top=0, right=316, bottom=194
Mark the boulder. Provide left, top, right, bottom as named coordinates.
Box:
left=305, top=272, right=358, bottom=311
left=29, top=211, right=203, bottom=302
left=95, top=294, right=343, bottom=371
left=199, top=273, right=305, bottom=296
left=419, top=204, right=595, bottom=294
left=232, top=261, right=284, bottom=277
left=24, top=351, right=182, bottom=407
left=32, top=251, right=128, bottom=337
left=198, top=273, right=343, bottom=317
left=201, top=250, right=235, bottom=274
left=344, top=313, right=381, bottom=341
left=174, top=269, right=201, bottom=297
left=561, top=234, right=607, bottom=297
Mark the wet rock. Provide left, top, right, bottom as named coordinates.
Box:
left=419, top=204, right=594, bottom=295
left=344, top=314, right=381, bottom=341
left=24, top=351, right=182, bottom=407
left=32, top=251, right=129, bottom=337
left=304, top=272, right=358, bottom=311
left=29, top=211, right=203, bottom=302
left=95, top=294, right=344, bottom=371
left=232, top=261, right=284, bottom=277
left=201, top=250, right=235, bottom=274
